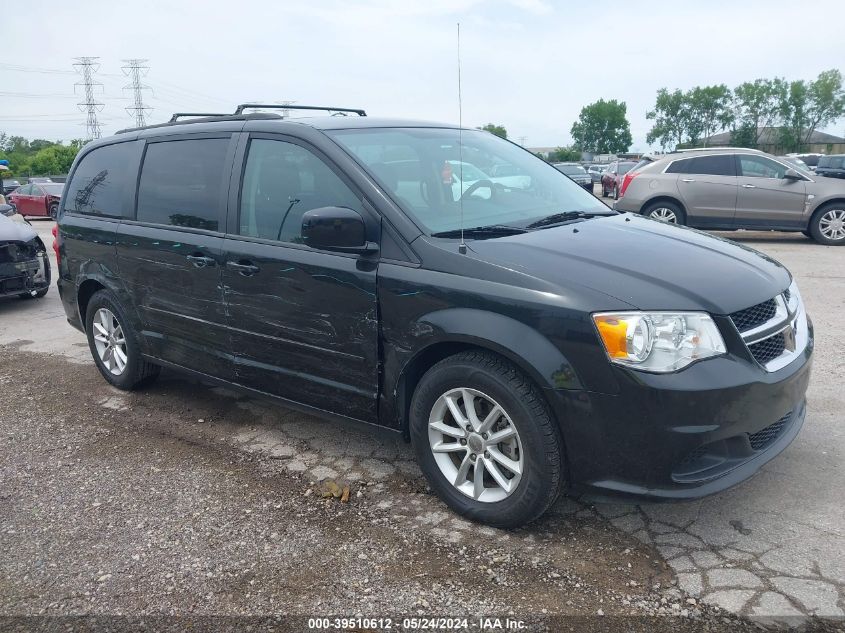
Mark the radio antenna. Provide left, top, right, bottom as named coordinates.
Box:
left=457, top=22, right=467, bottom=255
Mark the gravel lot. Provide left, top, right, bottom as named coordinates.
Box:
left=1, top=217, right=843, bottom=631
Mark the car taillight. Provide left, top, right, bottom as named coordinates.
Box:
left=619, top=171, right=640, bottom=198
left=52, top=224, right=61, bottom=267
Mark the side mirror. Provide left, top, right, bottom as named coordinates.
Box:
left=0, top=204, right=15, bottom=217
left=784, top=168, right=802, bottom=181
left=301, top=206, right=378, bottom=254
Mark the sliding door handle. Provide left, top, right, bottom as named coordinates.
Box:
left=742, top=184, right=757, bottom=189
left=680, top=178, right=696, bottom=183
left=227, top=261, right=260, bottom=275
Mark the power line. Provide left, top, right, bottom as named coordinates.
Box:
left=122, top=59, right=152, bottom=128
left=73, top=57, right=104, bottom=141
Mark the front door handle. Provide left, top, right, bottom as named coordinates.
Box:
left=742, top=184, right=757, bottom=189
left=227, top=261, right=260, bottom=275
left=186, top=254, right=216, bottom=268
left=681, top=178, right=696, bottom=183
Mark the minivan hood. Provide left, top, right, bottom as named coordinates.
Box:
left=467, top=214, right=790, bottom=314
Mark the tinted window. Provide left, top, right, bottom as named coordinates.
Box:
left=687, top=155, right=735, bottom=176
left=738, top=155, right=787, bottom=179
left=137, top=138, right=229, bottom=230
left=239, top=139, right=361, bottom=243
left=665, top=158, right=691, bottom=174
left=65, top=142, right=135, bottom=216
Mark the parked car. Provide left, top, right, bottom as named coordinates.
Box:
left=614, top=148, right=845, bottom=245
left=815, top=154, right=845, bottom=179
left=552, top=163, right=592, bottom=190
left=28, top=177, right=54, bottom=184
left=2, top=179, right=21, bottom=196
left=56, top=107, right=812, bottom=527
left=600, top=160, right=637, bottom=198
left=0, top=208, right=51, bottom=299
left=587, top=164, right=607, bottom=183
left=779, top=156, right=811, bottom=172
left=786, top=153, right=823, bottom=172
left=7, top=182, right=64, bottom=219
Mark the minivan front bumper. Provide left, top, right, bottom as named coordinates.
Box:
left=553, top=320, right=813, bottom=501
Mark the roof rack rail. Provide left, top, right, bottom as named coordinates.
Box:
left=169, top=112, right=229, bottom=122
left=234, top=104, right=366, bottom=117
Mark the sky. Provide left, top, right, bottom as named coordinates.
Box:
left=2, top=0, right=844, bottom=151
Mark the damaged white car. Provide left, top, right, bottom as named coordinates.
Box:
left=0, top=204, right=51, bottom=300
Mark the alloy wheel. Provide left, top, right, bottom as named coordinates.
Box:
left=428, top=387, right=523, bottom=503
left=819, top=208, right=845, bottom=241
left=649, top=207, right=678, bottom=223
left=92, top=308, right=128, bottom=376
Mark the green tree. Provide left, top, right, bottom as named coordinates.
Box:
left=548, top=146, right=581, bottom=162
left=646, top=88, right=688, bottom=150
left=779, top=79, right=810, bottom=152
left=732, top=78, right=787, bottom=147
left=0, top=135, right=82, bottom=176
left=570, top=99, right=632, bottom=154
left=803, top=69, right=845, bottom=146
left=685, top=85, right=734, bottom=146
left=478, top=123, right=507, bottom=139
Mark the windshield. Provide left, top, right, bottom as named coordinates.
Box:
left=555, top=164, right=586, bottom=175
left=329, top=127, right=609, bottom=234
left=41, top=184, right=64, bottom=195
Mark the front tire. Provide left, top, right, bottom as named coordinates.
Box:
left=85, top=289, right=160, bottom=390
left=49, top=203, right=59, bottom=220
left=809, top=205, right=845, bottom=245
left=409, top=351, right=564, bottom=528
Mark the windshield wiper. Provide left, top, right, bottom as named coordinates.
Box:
left=526, top=210, right=611, bottom=229
left=431, top=225, right=528, bottom=238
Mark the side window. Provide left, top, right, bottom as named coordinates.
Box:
left=137, top=138, right=229, bottom=231
left=687, top=155, right=735, bottom=176
left=739, top=155, right=786, bottom=179
left=239, top=139, right=362, bottom=243
left=31, top=185, right=44, bottom=196
left=16, top=184, right=32, bottom=195
left=64, top=142, right=135, bottom=216
left=665, top=158, right=692, bottom=174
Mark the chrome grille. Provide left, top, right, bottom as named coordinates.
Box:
left=748, top=332, right=786, bottom=365
left=730, top=299, right=777, bottom=332
left=748, top=412, right=792, bottom=450
left=732, top=287, right=807, bottom=372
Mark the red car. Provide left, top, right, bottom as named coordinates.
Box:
left=7, top=182, right=64, bottom=219
left=600, top=160, right=638, bottom=199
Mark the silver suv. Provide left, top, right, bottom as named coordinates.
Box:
left=614, top=148, right=845, bottom=245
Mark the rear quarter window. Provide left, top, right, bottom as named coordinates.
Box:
left=64, top=141, right=138, bottom=217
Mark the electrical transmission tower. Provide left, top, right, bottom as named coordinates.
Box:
left=122, top=59, right=152, bottom=127
left=73, top=57, right=104, bottom=140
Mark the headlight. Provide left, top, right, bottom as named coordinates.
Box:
left=592, top=312, right=726, bottom=373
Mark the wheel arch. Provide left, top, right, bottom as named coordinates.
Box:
left=640, top=195, right=687, bottom=217
left=389, top=308, right=583, bottom=437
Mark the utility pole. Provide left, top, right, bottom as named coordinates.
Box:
left=73, top=57, right=104, bottom=141
left=517, top=136, right=527, bottom=146
left=122, top=59, right=152, bottom=128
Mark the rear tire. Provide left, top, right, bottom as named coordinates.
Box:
left=643, top=200, right=686, bottom=225
left=85, top=289, right=160, bottom=390
left=49, top=203, right=58, bottom=220
left=409, top=350, right=564, bottom=528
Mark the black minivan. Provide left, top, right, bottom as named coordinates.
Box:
left=56, top=105, right=813, bottom=527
